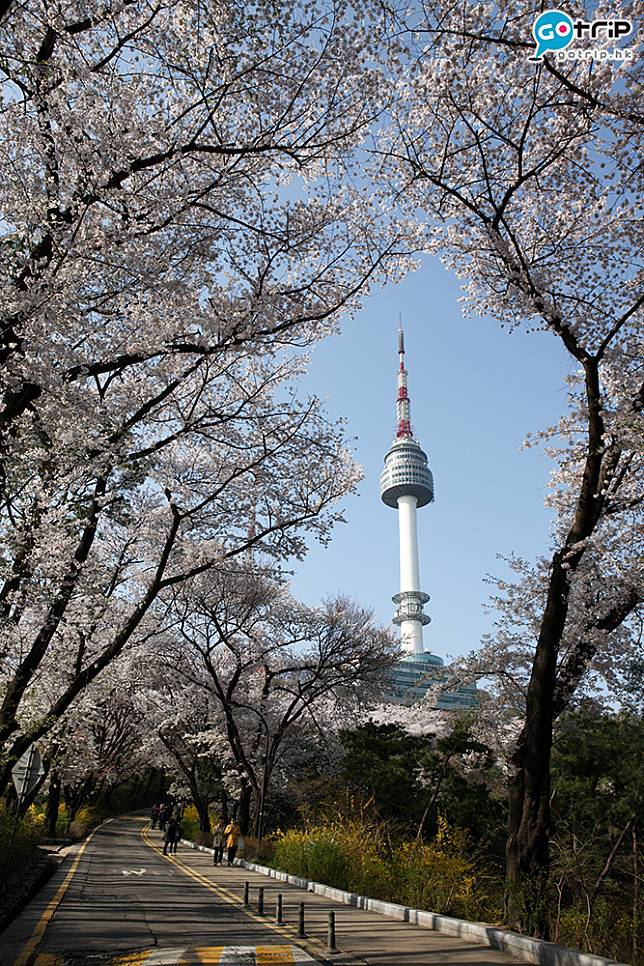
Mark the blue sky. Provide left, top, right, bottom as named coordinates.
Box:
left=288, top=255, right=576, bottom=661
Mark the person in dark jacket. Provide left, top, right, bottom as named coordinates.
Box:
left=163, top=817, right=180, bottom=855
left=212, top=820, right=225, bottom=865
left=172, top=818, right=182, bottom=854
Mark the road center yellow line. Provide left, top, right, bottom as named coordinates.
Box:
left=14, top=820, right=111, bottom=966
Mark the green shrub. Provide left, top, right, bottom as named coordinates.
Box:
left=556, top=897, right=641, bottom=964
left=0, top=804, right=42, bottom=895
left=179, top=805, right=203, bottom=844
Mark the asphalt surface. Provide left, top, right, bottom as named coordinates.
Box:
left=0, top=816, right=525, bottom=966
left=1, top=816, right=301, bottom=965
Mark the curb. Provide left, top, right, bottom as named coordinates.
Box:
left=178, top=841, right=627, bottom=966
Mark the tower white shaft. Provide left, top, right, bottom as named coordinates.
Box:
left=398, top=495, right=420, bottom=591
left=397, top=494, right=423, bottom=651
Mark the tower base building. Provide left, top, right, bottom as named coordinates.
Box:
left=389, top=651, right=479, bottom=709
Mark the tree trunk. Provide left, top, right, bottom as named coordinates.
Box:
left=633, top=826, right=640, bottom=966
left=3, top=781, right=18, bottom=814
left=194, top=795, right=211, bottom=836
left=505, top=556, right=567, bottom=939
left=237, top=780, right=252, bottom=835
left=506, top=750, right=552, bottom=938
left=253, top=765, right=272, bottom=838
left=63, top=777, right=94, bottom=832
left=416, top=755, right=452, bottom=841
left=45, top=772, right=61, bottom=837
left=141, top=768, right=156, bottom=804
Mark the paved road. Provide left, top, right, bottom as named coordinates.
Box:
left=0, top=816, right=525, bottom=966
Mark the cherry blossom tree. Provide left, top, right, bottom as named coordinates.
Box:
left=0, top=0, right=413, bottom=794
left=156, top=570, right=397, bottom=834
left=26, top=653, right=152, bottom=828
left=0, top=350, right=363, bottom=795
left=381, top=1, right=643, bottom=934
left=153, top=688, right=229, bottom=836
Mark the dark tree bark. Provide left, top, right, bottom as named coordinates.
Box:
left=632, top=826, right=640, bottom=965
left=236, top=780, right=252, bottom=836
left=45, top=772, right=62, bottom=837
left=63, top=776, right=95, bottom=832
left=194, top=794, right=211, bottom=837
left=506, top=561, right=641, bottom=935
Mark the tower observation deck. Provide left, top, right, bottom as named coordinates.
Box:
left=380, top=325, right=434, bottom=653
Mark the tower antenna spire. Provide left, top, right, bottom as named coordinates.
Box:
left=396, top=316, right=412, bottom=439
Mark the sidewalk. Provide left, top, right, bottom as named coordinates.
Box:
left=170, top=839, right=525, bottom=966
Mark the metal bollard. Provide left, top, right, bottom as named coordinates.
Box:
left=327, top=910, right=337, bottom=951
left=243, top=881, right=249, bottom=906
left=275, top=892, right=283, bottom=925
left=297, top=901, right=305, bottom=937
left=258, top=885, right=264, bottom=915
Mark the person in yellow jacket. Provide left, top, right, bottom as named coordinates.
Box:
left=224, top=818, right=241, bottom=866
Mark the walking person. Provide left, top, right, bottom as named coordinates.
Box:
left=163, top=816, right=179, bottom=855
left=212, top=819, right=225, bottom=865
left=172, top=817, right=182, bottom=854
left=151, top=804, right=160, bottom=829
left=224, top=818, right=241, bottom=866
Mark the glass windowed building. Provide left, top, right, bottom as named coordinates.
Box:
left=389, top=651, right=479, bottom=709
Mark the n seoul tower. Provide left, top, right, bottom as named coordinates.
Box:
left=380, top=325, right=434, bottom=654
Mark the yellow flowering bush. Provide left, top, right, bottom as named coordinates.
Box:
left=392, top=817, right=476, bottom=916
left=273, top=816, right=391, bottom=896
left=273, top=812, right=502, bottom=922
